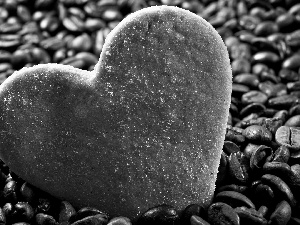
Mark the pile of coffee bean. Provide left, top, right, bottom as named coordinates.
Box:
left=1, top=0, right=300, bottom=224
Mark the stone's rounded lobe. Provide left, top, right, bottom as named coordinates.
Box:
left=0, top=6, right=232, bottom=219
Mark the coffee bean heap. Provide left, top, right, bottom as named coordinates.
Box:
left=1, top=0, right=300, bottom=224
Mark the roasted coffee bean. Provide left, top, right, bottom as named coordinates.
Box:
left=287, top=81, right=300, bottom=92
left=240, top=103, right=266, bottom=118
left=228, top=152, right=250, bottom=184
left=233, top=73, right=259, bottom=88
left=275, top=126, right=300, bottom=151
left=271, top=146, right=290, bottom=163
left=136, top=204, right=180, bottom=225
left=254, top=21, right=279, bottom=36
left=20, top=182, right=37, bottom=204
left=282, top=53, right=300, bottom=70
left=232, top=83, right=250, bottom=96
left=190, top=215, right=210, bottom=225
left=268, top=95, right=299, bottom=109
left=243, top=125, right=273, bottom=144
left=214, top=191, right=255, bottom=209
left=207, top=202, right=239, bottom=225
left=59, top=201, right=76, bottom=223
left=242, top=91, right=268, bottom=105
left=286, top=29, right=300, bottom=48
left=216, top=184, right=248, bottom=195
left=274, top=110, right=289, bottom=122
left=244, top=143, right=260, bottom=159
left=230, top=43, right=251, bottom=60
left=259, top=82, right=287, bottom=98
left=35, top=213, right=57, bottom=225
left=269, top=200, right=291, bottom=225
left=252, top=51, right=280, bottom=65
left=279, top=68, right=300, bottom=82
left=40, top=37, right=66, bottom=51
left=250, top=145, right=273, bottom=173
left=254, top=183, right=275, bottom=206
left=261, top=174, right=296, bottom=207
left=107, top=216, right=132, bottom=225
left=234, top=207, right=267, bottom=225
left=70, top=207, right=109, bottom=224
left=69, top=33, right=92, bottom=52
left=40, top=16, right=60, bottom=33
left=14, top=202, right=34, bottom=222
left=285, top=115, right=300, bottom=127
left=289, top=104, right=300, bottom=117
left=181, top=204, right=205, bottom=225
left=71, top=214, right=108, bottom=225
left=223, top=141, right=240, bottom=155
left=60, top=57, right=86, bottom=69
left=231, top=58, right=251, bottom=75
left=3, top=180, right=17, bottom=203
left=263, top=162, right=292, bottom=180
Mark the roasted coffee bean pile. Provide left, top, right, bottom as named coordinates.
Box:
left=1, top=0, right=300, bottom=224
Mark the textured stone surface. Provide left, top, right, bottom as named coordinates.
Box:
left=0, top=6, right=232, bottom=219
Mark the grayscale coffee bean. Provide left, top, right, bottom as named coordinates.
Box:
left=68, top=7, right=86, bottom=20
left=275, top=126, right=300, bottom=151
left=242, top=91, right=268, bottom=105
left=258, top=82, right=287, bottom=98
left=254, top=183, right=275, bottom=206
left=269, top=200, right=291, bottom=225
left=40, top=37, right=66, bottom=51
left=63, top=16, right=84, bottom=32
left=35, top=213, right=57, bottom=225
left=279, top=68, right=299, bottom=82
left=237, top=31, right=256, bottom=44
left=14, top=202, right=34, bottom=222
left=181, top=204, right=205, bottom=225
left=271, top=146, right=290, bottom=163
left=136, top=204, right=179, bottom=225
left=282, top=53, right=300, bottom=70
left=0, top=50, right=12, bottom=63
left=263, top=118, right=283, bottom=135
left=287, top=164, right=300, bottom=187
left=243, top=125, right=273, bottom=144
left=0, top=22, right=22, bottom=34
left=250, top=145, right=273, bottom=173
left=207, top=202, right=239, bottom=225
left=216, top=184, right=248, bottom=195
left=225, top=126, right=246, bottom=145
left=35, top=0, right=56, bottom=9
left=263, top=162, right=292, bottom=181
left=70, top=33, right=92, bottom=52
left=71, top=214, right=108, bottom=225
left=71, top=207, right=109, bottom=224
left=287, top=81, right=300, bottom=92
left=228, top=152, right=250, bottom=184
left=276, top=13, right=295, bottom=32
left=239, top=15, right=260, bottom=31
left=232, top=84, right=250, bottom=96
left=254, top=21, right=279, bottom=36
left=190, top=215, right=210, bottom=225
left=240, top=103, right=266, bottom=118
left=3, top=180, right=17, bottom=203
left=234, top=207, right=267, bottom=225
left=289, top=104, right=300, bottom=117
left=231, top=58, right=251, bottom=75
left=53, top=49, right=67, bottom=64
left=223, top=141, right=240, bottom=155
left=252, top=63, right=269, bottom=76
left=60, top=57, right=85, bottom=69
left=74, top=52, right=98, bottom=68
left=260, top=69, right=280, bottom=83
left=101, top=8, right=123, bottom=21
left=286, top=29, right=300, bottom=48
left=285, top=115, right=300, bottom=127
left=233, top=73, right=259, bottom=88
left=40, top=16, right=60, bottom=33
left=107, top=216, right=131, bottom=225
left=20, top=182, right=37, bottom=204
left=251, top=37, right=277, bottom=52
left=59, top=201, right=76, bottom=223
left=268, top=95, right=299, bottom=109
left=0, top=207, right=6, bottom=225
left=244, top=143, right=260, bottom=159
left=94, top=28, right=111, bottom=56
left=0, top=63, right=12, bottom=73
left=85, top=18, right=106, bottom=32
left=273, top=110, right=289, bottom=122
left=214, top=191, right=255, bottom=209
left=230, top=43, right=252, bottom=60
left=261, top=174, right=296, bottom=207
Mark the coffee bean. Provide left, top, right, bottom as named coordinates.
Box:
left=3, top=180, right=17, bottom=203
left=207, top=202, right=239, bottom=225
left=285, top=115, right=300, bottom=127
left=269, top=200, right=291, bottom=225
left=289, top=104, right=300, bottom=117
left=271, top=146, right=290, bottom=163
left=59, top=201, right=76, bottom=223
left=71, top=214, right=108, bottom=225
left=85, top=18, right=106, bottom=32
left=242, top=91, right=268, bottom=105
left=243, top=125, right=273, bottom=144
left=35, top=213, right=57, bottom=225
left=275, top=126, right=300, bottom=151
left=14, top=202, right=34, bottom=222
left=136, top=204, right=180, bottom=225
left=261, top=174, right=296, bottom=207
left=69, top=33, right=92, bottom=52
left=282, top=53, right=300, bottom=70
left=239, top=15, right=260, bottom=31
left=279, top=68, right=300, bottom=82
left=190, top=215, right=210, bottom=225
left=234, top=206, right=267, bottom=225
left=253, top=51, right=280, bottom=65
left=40, top=37, right=66, bottom=51
left=263, top=162, right=292, bottom=181
left=228, top=152, right=250, bottom=184
left=244, top=143, right=261, bottom=159
left=60, top=57, right=86, bottom=69
left=214, top=191, right=255, bottom=209
left=223, top=141, right=240, bottom=155
left=259, top=82, right=287, bottom=98
left=231, top=58, right=251, bottom=75
left=70, top=207, right=109, bottom=224
left=107, top=216, right=132, bottom=225
left=240, top=103, right=266, bottom=117
left=181, top=204, right=205, bottom=225
left=232, top=83, right=250, bottom=96
left=254, top=21, right=279, bottom=36
left=268, top=95, right=299, bottom=109
left=286, top=29, right=300, bottom=48
left=20, top=182, right=37, bottom=204
left=216, top=184, right=248, bottom=195
left=230, top=43, right=251, bottom=60
left=273, top=110, right=289, bottom=122
left=255, top=183, right=275, bottom=206
left=250, top=145, right=273, bottom=173
left=233, top=73, right=260, bottom=88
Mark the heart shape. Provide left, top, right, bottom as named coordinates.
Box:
left=0, top=6, right=231, bottom=218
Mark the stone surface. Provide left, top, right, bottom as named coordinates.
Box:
left=0, top=6, right=232, bottom=219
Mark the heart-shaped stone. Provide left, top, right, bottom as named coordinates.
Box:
left=0, top=6, right=232, bottom=219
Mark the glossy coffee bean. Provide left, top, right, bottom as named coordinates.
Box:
left=207, top=202, right=239, bottom=225
left=250, top=145, right=273, bottom=173
left=14, top=202, right=34, bottom=222
left=258, top=82, right=287, bottom=98
left=275, top=126, right=300, bottom=151
left=289, top=104, right=300, bottom=117
left=181, top=204, right=205, bottom=225
left=136, top=204, right=179, bottom=225
left=273, top=110, right=289, bottom=123
left=254, top=183, right=275, bottom=206
left=228, top=152, right=250, bottom=184
left=282, top=54, right=300, bottom=70
left=35, top=213, right=57, bottom=225
left=223, top=141, right=240, bottom=155
left=190, top=215, right=210, bottom=225
left=71, top=214, right=108, bottom=225
left=285, top=115, right=300, bottom=127
left=214, top=191, right=255, bottom=209
left=70, top=207, right=109, bottom=224
left=231, top=58, right=251, bottom=75
left=59, top=201, right=76, bottom=223
left=263, top=162, right=292, bottom=181
left=242, top=91, right=268, bottom=105
left=233, top=73, right=259, bottom=88
left=254, top=21, right=279, bottom=36
left=261, top=174, right=296, bottom=207
left=268, top=95, right=299, bottom=109
left=269, top=200, right=291, bottom=225
left=20, top=182, right=37, bottom=203
left=3, top=180, right=17, bottom=203
left=271, top=146, right=290, bottom=163
left=279, top=69, right=299, bottom=82
left=216, top=184, right=248, bottom=195
left=244, top=143, right=260, bottom=159
left=243, top=125, right=273, bottom=144
left=252, top=51, right=280, bottom=65
left=107, top=216, right=132, bottom=225
left=240, top=103, right=266, bottom=118
left=234, top=207, right=267, bottom=225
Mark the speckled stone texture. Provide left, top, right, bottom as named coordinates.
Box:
left=0, top=6, right=232, bottom=219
